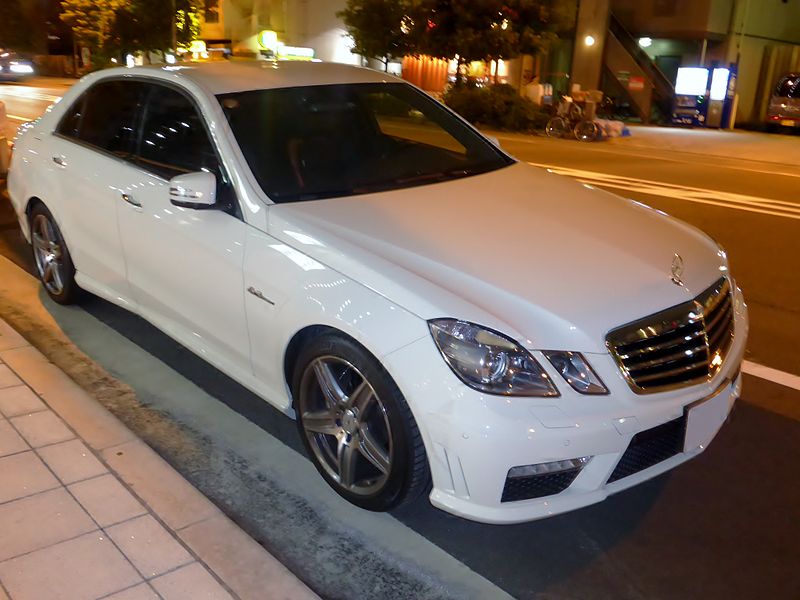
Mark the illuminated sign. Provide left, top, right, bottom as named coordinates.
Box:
left=258, top=30, right=279, bottom=51
left=277, top=46, right=315, bottom=60
left=710, top=68, right=730, bottom=101
left=188, top=40, right=207, bottom=54
left=675, top=67, right=709, bottom=96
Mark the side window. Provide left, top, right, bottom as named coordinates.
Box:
left=138, top=85, right=221, bottom=180
left=56, top=95, right=85, bottom=139
left=65, top=80, right=146, bottom=157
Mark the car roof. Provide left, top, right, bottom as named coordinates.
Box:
left=103, top=60, right=403, bottom=95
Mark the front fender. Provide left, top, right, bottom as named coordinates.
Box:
left=243, top=226, right=429, bottom=412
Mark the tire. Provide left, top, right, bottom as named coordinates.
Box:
left=546, top=116, right=569, bottom=138
left=292, top=333, right=430, bottom=511
left=574, top=120, right=600, bottom=142
left=29, top=202, right=81, bottom=304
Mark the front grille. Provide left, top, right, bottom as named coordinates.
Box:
left=607, top=415, right=686, bottom=483
left=501, top=468, right=581, bottom=503
left=606, top=277, right=734, bottom=393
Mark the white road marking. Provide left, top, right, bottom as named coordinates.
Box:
left=0, top=87, right=61, bottom=103
left=6, top=114, right=30, bottom=122
left=743, top=360, right=800, bottom=392
left=529, top=162, right=800, bottom=221
left=499, top=134, right=800, bottom=179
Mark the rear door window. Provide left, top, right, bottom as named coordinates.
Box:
left=58, top=80, right=147, bottom=158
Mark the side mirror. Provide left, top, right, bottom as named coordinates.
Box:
left=169, top=172, right=217, bottom=209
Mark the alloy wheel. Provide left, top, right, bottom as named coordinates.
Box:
left=31, top=213, right=65, bottom=295
left=298, top=356, right=393, bottom=496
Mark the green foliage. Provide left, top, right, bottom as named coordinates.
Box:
left=337, top=0, right=419, bottom=69
left=109, top=0, right=202, bottom=57
left=414, top=0, right=575, bottom=63
left=0, top=0, right=34, bottom=51
left=61, top=0, right=202, bottom=64
left=60, top=0, right=127, bottom=54
left=339, top=0, right=576, bottom=77
left=443, top=83, right=549, bottom=132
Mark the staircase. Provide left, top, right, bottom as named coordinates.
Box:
left=604, top=13, right=675, bottom=123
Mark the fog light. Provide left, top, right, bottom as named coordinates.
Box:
left=508, top=456, right=591, bottom=479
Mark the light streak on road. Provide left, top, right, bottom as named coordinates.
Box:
left=0, top=86, right=62, bottom=103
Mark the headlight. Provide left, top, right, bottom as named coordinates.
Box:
left=9, top=63, right=34, bottom=74
left=542, top=351, right=608, bottom=394
left=428, top=319, right=559, bottom=396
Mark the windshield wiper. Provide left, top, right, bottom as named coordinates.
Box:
left=392, top=166, right=489, bottom=186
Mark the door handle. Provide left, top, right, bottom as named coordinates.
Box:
left=52, top=156, right=66, bottom=167
left=121, top=193, right=142, bottom=208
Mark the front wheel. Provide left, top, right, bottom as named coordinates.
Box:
left=29, top=203, right=81, bottom=304
left=293, top=334, right=429, bottom=511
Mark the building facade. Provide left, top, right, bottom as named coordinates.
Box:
left=574, top=0, right=800, bottom=124
left=200, top=0, right=360, bottom=64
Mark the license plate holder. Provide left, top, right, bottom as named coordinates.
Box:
left=781, top=119, right=796, bottom=127
left=683, top=381, right=732, bottom=452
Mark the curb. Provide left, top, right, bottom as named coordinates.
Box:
left=0, top=314, right=318, bottom=599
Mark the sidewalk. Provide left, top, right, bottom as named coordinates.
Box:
left=0, top=318, right=318, bottom=600
left=614, top=125, right=800, bottom=168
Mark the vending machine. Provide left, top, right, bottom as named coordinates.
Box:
left=706, top=65, right=738, bottom=128
left=671, top=67, right=710, bottom=127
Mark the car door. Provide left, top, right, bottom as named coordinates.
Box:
left=48, top=79, right=148, bottom=304
left=115, top=81, right=252, bottom=378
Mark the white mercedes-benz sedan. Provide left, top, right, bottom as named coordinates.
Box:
left=8, top=62, right=748, bottom=524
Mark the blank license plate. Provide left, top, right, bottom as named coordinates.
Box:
left=684, top=384, right=732, bottom=452
left=781, top=119, right=797, bottom=127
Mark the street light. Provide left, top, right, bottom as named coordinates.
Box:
left=584, top=35, right=596, bottom=47
left=639, top=37, right=653, bottom=48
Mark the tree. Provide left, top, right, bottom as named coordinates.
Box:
left=417, top=0, right=575, bottom=83
left=0, top=0, right=35, bottom=51
left=60, top=0, right=128, bottom=59
left=109, top=0, right=202, bottom=58
left=337, top=0, right=419, bottom=71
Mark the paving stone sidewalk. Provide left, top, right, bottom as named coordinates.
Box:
left=0, top=318, right=318, bottom=600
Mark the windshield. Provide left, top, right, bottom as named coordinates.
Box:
left=774, top=75, right=800, bottom=98
left=218, top=82, right=513, bottom=203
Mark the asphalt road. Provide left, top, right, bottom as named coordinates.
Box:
left=1, top=79, right=799, bottom=600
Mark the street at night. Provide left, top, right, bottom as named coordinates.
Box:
left=1, top=77, right=798, bottom=599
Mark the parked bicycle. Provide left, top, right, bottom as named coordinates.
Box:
left=545, top=98, right=600, bottom=142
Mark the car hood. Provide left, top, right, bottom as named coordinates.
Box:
left=268, top=163, right=727, bottom=353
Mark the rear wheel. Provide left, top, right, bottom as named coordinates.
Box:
left=574, top=120, right=600, bottom=142
left=546, top=116, right=570, bottom=138
left=29, top=203, right=81, bottom=304
left=293, top=333, right=429, bottom=511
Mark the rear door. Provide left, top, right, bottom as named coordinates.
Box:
left=49, top=79, right=148, bottom=303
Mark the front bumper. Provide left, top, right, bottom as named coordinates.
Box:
left=384, top=287, right=747, bottom=524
